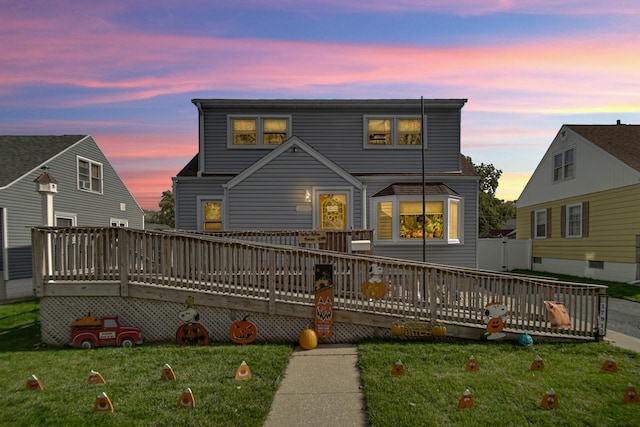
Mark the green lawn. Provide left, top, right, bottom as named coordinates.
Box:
left=511, top=269, right=640, bottom=303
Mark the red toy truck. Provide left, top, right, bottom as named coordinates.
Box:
left=70, top=315, right=143, bottom=349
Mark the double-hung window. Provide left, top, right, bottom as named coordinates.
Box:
left=200, top=199, right=223, bottom=230
left=364, top=116, right=423, bottom=147
left=561, top=202, right=589, bottom=238
left=77, top=157, right=103, bottom=193
left=533, top=208, right=550, bottom=239
left=553, top=148, right=574, bottom=182
left=228, top=116, right=291, bottom=148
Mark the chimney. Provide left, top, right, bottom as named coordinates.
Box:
left=616, top=119, right=622, bottom=125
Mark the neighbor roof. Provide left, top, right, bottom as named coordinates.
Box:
left=0, top=135, right=85, bottom=187
left=567, top=124, right=640, bottom=173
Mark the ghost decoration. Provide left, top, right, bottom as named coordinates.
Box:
left=483, top=301, right=507, bottom=340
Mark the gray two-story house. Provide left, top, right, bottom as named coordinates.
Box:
left=173, top=99, right=478, bottom=266
left=0, top=135, right=144, bottom=300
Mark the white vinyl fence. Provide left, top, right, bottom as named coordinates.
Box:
left=477, top=238, right=532, bottom=272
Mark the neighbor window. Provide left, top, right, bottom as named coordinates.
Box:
left=553, top=148, right=574, bottom=182
left=566, top=203, right=582, bottom=237
left=533, top=209, right=549, bottom=239
left=561, top=202, right=589, bottom=238
left=77, top=157, right=103, bottom=193
left=374, top=196, right=461, bottom=243
left=228, top=116, right=290, bottom=147
left=202, top=201, right=222, bottom=230
left=365, top=116, right=423, bottom=147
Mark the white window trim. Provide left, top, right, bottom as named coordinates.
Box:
left=371, top=195, right=462, bottom=245
left=553, top=147, right=575, bottom=182
left=363, top=115, right=425, bottom=149
left=227, top=115, right=292, bottom=148
left=77, top=156, right=104, bottom=194
left=110, top=218, right=129, bottom=227
left=534, top=209, right=547, bottom=239
left=197, top=196, right=225, bottom=231
left=1, top=207, right=8, bottom=281
left=55, top=212, right=78, bottom=226
left=566, top=203, right=583, bottom=238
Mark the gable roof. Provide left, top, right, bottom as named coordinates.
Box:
left=224, top=136, right=363, bottom=190
left=372, top=182, right=460, bottom=197
left=567, top=124, right=640, bottom=173
left=0, top=135, right=86, bottom=187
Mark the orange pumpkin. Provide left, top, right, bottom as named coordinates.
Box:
left=361, top=280, right=386, bottom=299
left=431, top=324, right=447, bottom=337
left=299, top=327, right=318, bottom=350
left=229, top=315, right=258, bottom=344
left=390, top=322, right=405, bottom=336
left=176, top=323, right=209, bottom=346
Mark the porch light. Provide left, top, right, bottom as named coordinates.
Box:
left=305, top=189, right=311, bottom=202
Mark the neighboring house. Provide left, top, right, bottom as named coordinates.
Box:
left=173, top=99, right=479, bottom=266
left=516, top=122, right=640, bottom=283
left=0, top=135, right=144, bottom=300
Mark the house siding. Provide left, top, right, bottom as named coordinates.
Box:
left=173, top=176, right=230, bottom=230
left=517, top=184, right=640, bottom=264
left=0, top=136, right=143, bottom=283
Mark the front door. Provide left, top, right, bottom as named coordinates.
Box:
left=316, top=191, right=350, bottom=230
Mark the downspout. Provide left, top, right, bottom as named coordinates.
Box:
left=361, top=185, right=367, bottom=229
left=195, top=101, right=204, bottom=177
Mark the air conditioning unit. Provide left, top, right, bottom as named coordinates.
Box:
left=79, top=180, right=90, bottom=190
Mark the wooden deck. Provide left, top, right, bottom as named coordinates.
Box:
left=32, top=227, right=609, bottom=341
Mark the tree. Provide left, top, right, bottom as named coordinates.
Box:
left=465, top=156, right=515, bottom=237
left=144, top=189, right=175, bottom=228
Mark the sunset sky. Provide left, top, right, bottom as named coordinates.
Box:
left=2, top=1, right=639, bottom=210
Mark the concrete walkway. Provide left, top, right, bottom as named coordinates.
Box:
left=263, top=344, right=367, bottom=427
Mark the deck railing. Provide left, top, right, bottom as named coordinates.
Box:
left=32, top=227, right=609, bottom=339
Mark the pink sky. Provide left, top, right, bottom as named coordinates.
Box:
left=1, top=1, right=639, bottom=209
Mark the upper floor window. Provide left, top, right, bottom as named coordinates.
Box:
left=228, top=116, right=291, bottom=148
left=553, top=148, right=574, bottom=182
left=77, top=157, right=103, bottom=193
left=364, top=116, right=423, bottom=148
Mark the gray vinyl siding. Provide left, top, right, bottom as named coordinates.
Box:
left=200, top=103, right=462, bottom=175
left=173, top=176, right=229, bottom=230
left=228, top=150, right=362, bottom=230
left=0, top=136, right=143, bottom=280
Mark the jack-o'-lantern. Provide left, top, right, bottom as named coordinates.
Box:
left=361, top=280, right=386, bottom=299
left=229, top=315, right=258, bottom=344
left=431, top=323, right=447, bottom=337
left=518, top=333, right=534, bottom=346
left=486, top=317, right=504, bottom=334
left=390, top=322, right=405, bottom=336
left=176, top=323, right=209, bottom=346
left=299, top=327, right=318, bottom=350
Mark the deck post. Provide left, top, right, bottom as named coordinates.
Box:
left=119, top=228, right=129, bottom=297
left=31, top=228, right=45, bottom=297
left=268, top=249, right=276, bottom=314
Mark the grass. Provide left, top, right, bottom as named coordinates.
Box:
left=359, top=339, right=640, bottom=427
left=511, top=269, right=640, bottom=303
left=0, top=299, right=293, bottom=427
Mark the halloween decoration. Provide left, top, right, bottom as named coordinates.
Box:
left=94, top=392, right=114, bottom=413
left=483, top=301, right=507, bottom=340
left=26, top=375, right=43, bottom=390
left=88, top=370, right=106, bottom=385
left=623, top=384, right=638, bottom=404
left=71, top=314, right=142, bottom=349
left=540, top=389, right=559, bottom=409
left=458, top=389, right=474, bottom=409
left=361, top=263, right=387, bottom=299
left=601, top=356, right=618, bottom=373
left=161, top=364, right=176, bottom=381
left=391, top=360, right=405, bottom=376
left=314, top=264, right=334, bottom=338
left=235, top=361, right=252, bottom=381
left=176, top=297, right=209, bottom=346
left=389, top=318, right=446, bottom=338
left=544, top=300, right=571, bottom=328
left=518, top=333, right=534, bottom=346
left=299, top=327, right=318, bottom=350
left=178, top=388, right=195, bottom=409
left=176, top=323, right=209, bottom=346
left=229, top=315, right=258, bottom=344
left=531, top=356, right=545, bottom=371
left=465, top=356, right=480, bottom=371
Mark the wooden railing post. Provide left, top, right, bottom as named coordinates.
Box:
left=31, top=228, right=45, bottom=297
left=119, top=228, right=129, bottom=297
left=268, top=249, right=276, bottom=314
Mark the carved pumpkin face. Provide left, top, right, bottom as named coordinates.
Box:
left=229, top=316, right=258, bottom=344
left=176, top=323, right=210, bottom=346
left=486, top=318, right=504, bottom=333
left=361, top=280, right=386, bottom=299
